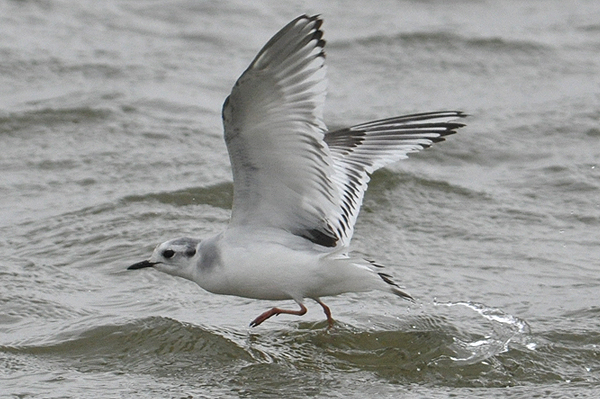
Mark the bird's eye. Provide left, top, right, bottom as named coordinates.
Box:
left=162, top=249, right=175, bottom=259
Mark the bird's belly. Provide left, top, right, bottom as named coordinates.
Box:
left=200, top=241, right=325, bottom=301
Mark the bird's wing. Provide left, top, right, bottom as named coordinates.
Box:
left=223, top=14, right=466, bottom=249
left=324, top=111, right=466, bottom=246
left=223, top=15, right=341, bottom=247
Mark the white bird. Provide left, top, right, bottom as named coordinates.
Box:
left=128, top=15, right=465, bottom=328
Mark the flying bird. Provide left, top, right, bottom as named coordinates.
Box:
left=128, top=15, right=465, bottom=328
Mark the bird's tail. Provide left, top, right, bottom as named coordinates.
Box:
left=367, top=260, right=414, bottom=301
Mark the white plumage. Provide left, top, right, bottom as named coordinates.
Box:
left=128, top=15, right=465, bottom=328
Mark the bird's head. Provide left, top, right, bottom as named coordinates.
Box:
left=128, top=237, right=201, bottom=281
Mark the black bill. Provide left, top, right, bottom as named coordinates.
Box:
left=127, top=260, right=156, bottom=270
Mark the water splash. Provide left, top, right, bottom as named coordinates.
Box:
left=431, top=301, right=531, bottom=366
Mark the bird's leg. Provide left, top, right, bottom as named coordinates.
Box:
left=250, top=303, right=307, bottom=327
left=315, top=299, right=334, bottom=329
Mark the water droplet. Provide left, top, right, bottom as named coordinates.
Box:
left=526, top=342, right=537, bottom=350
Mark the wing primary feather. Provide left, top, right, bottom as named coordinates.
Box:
left=224, top=15, right=340, bottom=246
left=324, top=111, right=466, bottom=246
left=222, top=14, right=465, bottom=249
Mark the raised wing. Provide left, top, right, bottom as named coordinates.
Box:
left=324, top=111, right=466, bottom=247
left=222, top=14, right=466, bottom=249
left=222, top=15, right=341, bottom=247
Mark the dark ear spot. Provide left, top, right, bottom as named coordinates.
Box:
left=185, top=248, right=196, bottom=257
left=162, top=249, right=175, bottom=259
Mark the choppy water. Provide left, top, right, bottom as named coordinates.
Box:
left=2, top=0, right=600, bottom=397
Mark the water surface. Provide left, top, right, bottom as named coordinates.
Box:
left=1, top=0, right=599, bottom=397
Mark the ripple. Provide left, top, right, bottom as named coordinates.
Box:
left=0, top=107, right=112, bottom=134
left=122, top=182, right=233, bottom=209
left=331, top=31, right=548, bottom=55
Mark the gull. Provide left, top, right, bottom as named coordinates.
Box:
left=127, top=15, right=465, bottom=328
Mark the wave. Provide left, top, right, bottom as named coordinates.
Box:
left=367, top=168, right=488, bottom=200
left=0, top=303, right=527, bottom=377
left=330, top=30, right=549, bottom=55
left=122, top=182, right=233, bottom=209
left=0, top=316, right=252, bottom=373
left=0, top=106, right=113, bottom=135
left=2, top=299, right=598, bottom=388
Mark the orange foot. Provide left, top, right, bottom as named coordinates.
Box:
left=249, top=300, right=336, bottom=328
left=250, top=303, right=307, bottom=327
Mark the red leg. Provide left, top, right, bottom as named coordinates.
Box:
left=315, top=299, right=334, bottom=329
left=250, top=303, right=307, bottom=327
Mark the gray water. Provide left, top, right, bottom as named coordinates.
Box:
left=2, top=0, right=600, bottom=397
